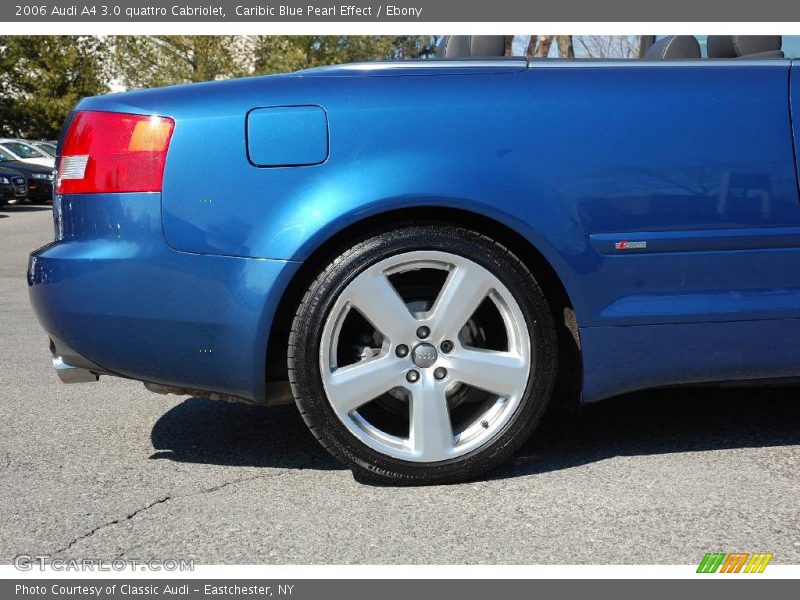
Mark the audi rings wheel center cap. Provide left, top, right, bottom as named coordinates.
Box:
left=411, top=343, right=438, bottom=368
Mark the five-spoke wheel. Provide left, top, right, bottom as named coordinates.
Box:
left=319, top=251, right=531, bottom=463
left=289, top=225, right=557, bottom=484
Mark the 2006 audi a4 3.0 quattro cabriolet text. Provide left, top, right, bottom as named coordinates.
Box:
left=28, top=34, right=800, bottom=484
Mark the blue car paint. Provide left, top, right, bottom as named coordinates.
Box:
left=792, top=64, right=800, bottom=186
left=27, top=59, right=800, bottom=404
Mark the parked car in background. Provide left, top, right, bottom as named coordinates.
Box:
left=0, top=148, right=53, bottom=203
left=30, top=141, right=58, bottom=158
left=28, top=34, right=800, bottom=485
left=0, top=139, right=55, bottom=168
left=0, top=165, right=28, bottom=206
left=1, top=174, right=20, bottom=207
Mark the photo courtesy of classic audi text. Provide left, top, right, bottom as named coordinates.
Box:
left=2, top=0, right=800, bottom=596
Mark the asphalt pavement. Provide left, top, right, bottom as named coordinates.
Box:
left=1, top=205, right=799, bottom=564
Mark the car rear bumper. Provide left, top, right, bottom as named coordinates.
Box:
left=28, top=192, right=300, bottom=403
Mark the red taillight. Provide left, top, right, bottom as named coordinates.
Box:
left=57, top=111, right=174, bottom=195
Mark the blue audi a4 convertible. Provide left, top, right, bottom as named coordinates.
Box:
left=28, top=34, right=800, bottom=483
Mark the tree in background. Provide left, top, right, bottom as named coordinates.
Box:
left=112, top=36, right=436, bottom=87
left=532, top=35, right=554, bottom=57
left=637, top=36, right=653, bottom=58
left=504, top=35, right=514, bottom=56
left=252, top=36, right=437, bottom=74
left=113, top=36, right=254, bottom=89
left=556, top=35, right=575, bottom=58
left=391, top=36, right=439, bottom=61
left=574, top=35, right=642, bottom=58
left=0, top=36, right=109, bottom=139
left=523, top=34, right=637, bottom=59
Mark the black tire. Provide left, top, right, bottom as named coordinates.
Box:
left=288, top=225, right=558, bottom=485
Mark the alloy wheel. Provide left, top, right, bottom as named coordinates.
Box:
left=319, top=250, right=532, bottom=463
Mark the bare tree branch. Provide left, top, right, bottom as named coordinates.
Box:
left=557, top=35, right=575, bottom=58
left=534, top=35, right=554, bottom=58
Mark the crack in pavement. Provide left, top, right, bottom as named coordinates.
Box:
left=51, top=468, right=305, bottom=557
left=52, top=496, right=172, bottom=556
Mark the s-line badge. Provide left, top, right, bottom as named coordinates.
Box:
left=615, top=240, right=648, bottom=250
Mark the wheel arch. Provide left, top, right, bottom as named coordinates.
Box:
left=266, top=206, right=582, bottom=409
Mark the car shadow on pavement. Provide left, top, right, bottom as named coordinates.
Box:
left=0, top=205, right=51, bottom=212
left=494, top=385, right=800, bottom=480
left=150, top=386, right=800, bottom=481
left=149, top=398, right=342, bottom=471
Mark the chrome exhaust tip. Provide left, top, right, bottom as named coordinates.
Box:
left=52, top=356, right=99, bottom=383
